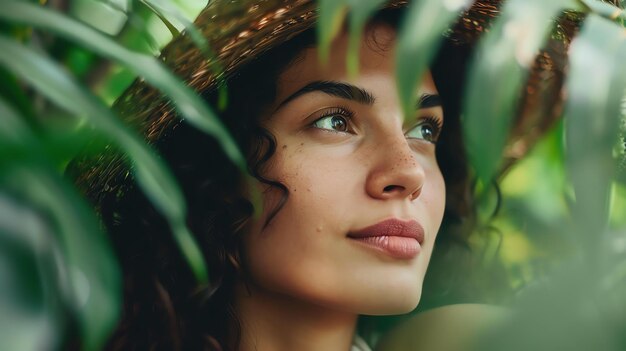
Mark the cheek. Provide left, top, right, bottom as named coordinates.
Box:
left=242, top=147, right=356, bottom=285
left=241, top=144, right=447, bottom=314
left=428, top=168, right=446, bottom=231
left=258, top=143, right=360, bottom=223
left=421, top=166, right=446, bottom=256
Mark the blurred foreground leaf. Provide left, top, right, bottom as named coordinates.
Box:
left=0, top=194, right=64, bottom=351
left=0, top=35, right=208, bottom=283
left=345, top=0, right=388, bottom=76
left=2, top=168, right=121, bottom=351
left=0, top=99, right=121, bottom=351
left=474, top=10, right=626, bottom=351
left=564, top=13, right=626, bottom=253
left=396, top=0, right=472, bottom=120
left=317, top=0, right=348, bottom=64
left=580, top=0, right=626, bottom=21
left=463, top=0, right=570, bottom=184
left=0, top=1, right=244, bottom=169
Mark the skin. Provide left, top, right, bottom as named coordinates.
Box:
left=234, top=23, right=446, bottom=351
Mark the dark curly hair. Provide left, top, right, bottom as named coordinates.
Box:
left=87, top=8, right=476, bottom=351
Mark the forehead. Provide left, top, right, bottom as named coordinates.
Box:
left=273, top=24, right=399, bottom=104
left=268, top=23, right=441, bottom=115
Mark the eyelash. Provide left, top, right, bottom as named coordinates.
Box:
left=420, top=115, right=443, bottom=132
left=310, top=107, right=443, bottom=142
left=403, top=115, right=444, bottom=145
left=310, top=106, right=355, bottom=133
left=318, top=106, right=354, bottom=119
left=418, top=115, right=443, bottom=137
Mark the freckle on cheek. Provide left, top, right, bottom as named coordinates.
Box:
left=282, top=145, right=287, bottom=149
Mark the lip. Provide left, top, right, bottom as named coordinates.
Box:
left=347, top=218, right=424, bottom=259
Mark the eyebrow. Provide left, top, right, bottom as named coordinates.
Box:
left=418, top=93, right=442, bottom=109
left=275, top=80, right=441, bottom=111
left=277, top=80, right=376, bottom=109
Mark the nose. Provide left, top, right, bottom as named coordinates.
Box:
left=365, top=135, right=426, bottom=201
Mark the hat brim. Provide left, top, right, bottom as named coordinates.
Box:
left=71, top=0, right=574, bottom=204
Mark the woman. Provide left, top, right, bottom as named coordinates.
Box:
left=70, top=0, right=567, bottom=350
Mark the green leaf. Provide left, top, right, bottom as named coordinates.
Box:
left=580, top=0, right=626, bottom=21
left=0, top=193, right=65, bottom=351
left=0, top=96, right=121, bottom=350
left=318, top=0, right=386, bottom=75
left=0, top=68, right=35, bottom=123
left=563, top=14, right=626, bottom=248
left=0, top=97, right=36, bottom=144
left=134, top=0, right=228, bottom=107
left=345, top=0, right=387, bottom=77
left=136, top=0, right=197, bottom=47
left=462, top=0, right=571, bottom=184
left=137, top=0, right=180, bottom=37
left=0, top=1, right=245, bottom=171
left=346, top=0, right=385, bottom=77
left=396, top=0, right=473, bottom=121
left=0, top=36, right=208, bottom=283
left=1, top=166, right=121, bottom=351
left=317, top=0, right=349, bottom=64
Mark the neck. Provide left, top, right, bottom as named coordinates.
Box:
left=232, top=281, right=359, bottom=351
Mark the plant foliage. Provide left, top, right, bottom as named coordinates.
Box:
left=1, top=0, right=625, bottom=350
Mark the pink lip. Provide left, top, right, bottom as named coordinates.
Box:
left=347, top=219, right=424, bottom=259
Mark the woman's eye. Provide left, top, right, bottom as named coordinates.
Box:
left=406, top=117, right=442, bottom=143
left=312, top=113, right=351, bottom=133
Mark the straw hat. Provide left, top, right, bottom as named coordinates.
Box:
left=71, top=0, right=579, bottom=205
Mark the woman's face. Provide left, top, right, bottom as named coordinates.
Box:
left=242, top=24, right=446, bottom=315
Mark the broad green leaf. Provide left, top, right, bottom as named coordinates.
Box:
left=0, top=68, right=35, bottom=123
left=317, top=0, right=349, bottom=64
left=462, top=0, right=571, bottom=184
left=0, top=1, right=244, bottom=170
left=396, top=0, right=473, bottom=121
left=0, top=97, right=36, bottom=144
left=0, top=36, right=208, bottom=283
left=0, top=97, right=103, bottom=169
left=0, top=99, right=121, bottom=349
left=564, top=14, right=626, bottom=249
left=1, top=166, right=121, bottom=351
left=0, top=193, right=64, bottom=351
